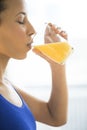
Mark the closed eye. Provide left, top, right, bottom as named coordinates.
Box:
left=17, top=21, right=24, bottom=24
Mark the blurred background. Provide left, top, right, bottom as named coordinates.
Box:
left=6, top=0, right=87, bottom=130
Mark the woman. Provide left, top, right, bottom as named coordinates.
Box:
left=0, top=0, right=68, bottom=129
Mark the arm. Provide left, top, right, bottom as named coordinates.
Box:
left=47, top=63, right=68, bottom=126
left=17, top=23, right=68, bottom=126
left=17, top=64, right=68, bottom=126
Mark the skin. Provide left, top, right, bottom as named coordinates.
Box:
left=0, top=0, right=68, bottom=127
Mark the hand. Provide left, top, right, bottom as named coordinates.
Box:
left=44, top=23, right=68, bottom=43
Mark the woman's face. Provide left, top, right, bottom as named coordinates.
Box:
left=0, top=0, right=35, bottom=59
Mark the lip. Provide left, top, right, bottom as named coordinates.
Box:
left=27, top=43, right=32, bottom=48
left=27, top=34, right=36, bottom=49
left=27, top=42, right=33, bottom=49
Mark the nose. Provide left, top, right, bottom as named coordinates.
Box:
left=26, top=21, right=36, bottom=38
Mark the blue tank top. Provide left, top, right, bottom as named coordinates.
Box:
left=0, top=94, right=36, bottom=130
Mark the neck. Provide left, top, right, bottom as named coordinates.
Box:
left=0, top=54, right=9, bottom=82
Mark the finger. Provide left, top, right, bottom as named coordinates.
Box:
left=45, top=36, right=54, bottom=43
left=48, top=23, right=61, bottom=34
left=48, top=23, right=68, bottom=40
left=59, top=31, right=68, bottom=40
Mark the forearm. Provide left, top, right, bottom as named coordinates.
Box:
left=47, top=63, right=68, bottom=124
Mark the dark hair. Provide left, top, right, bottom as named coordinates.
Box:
left=0, top=0, right=7, bottom=12
left=0, top=0, right=7, bottom=23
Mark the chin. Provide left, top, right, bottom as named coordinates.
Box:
left=12, top=54, right=27, bottom=60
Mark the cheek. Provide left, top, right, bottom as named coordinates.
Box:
left=0, top=24, right=28, bottom=52
left=13, top=26, right=27, bottom=41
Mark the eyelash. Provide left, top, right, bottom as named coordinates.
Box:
left=17, top=21, right=24, bottom=24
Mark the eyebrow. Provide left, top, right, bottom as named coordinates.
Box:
left=16, top=12, right=26, bottom=16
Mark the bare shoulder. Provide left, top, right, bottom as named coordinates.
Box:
left=15, top=87, right=62, bottom=126
left=15, top=86, right=48, bottom=121
left=0, top=83, right=5, bottom=95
